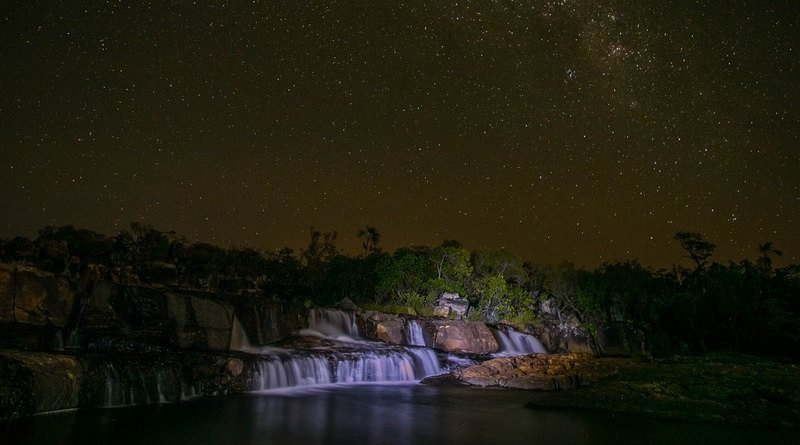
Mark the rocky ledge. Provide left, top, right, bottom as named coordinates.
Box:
left=424, top=353, right=800, bottom=429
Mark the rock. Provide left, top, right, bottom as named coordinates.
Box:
left=77, top=283, right=236, bottom=352
left=337, top=297, right=359, bottom=312
left=433, top=353, right=591, bottom=390
left=532, top=315, right=595, bottom=354
left=0, top=263, right=15, bottom=323
left=433, top=292, right=469, bottom=319
left=357, top=311, right=405, bottom=344
left=166, top=293, right=235, bottom=351
left=225, top=358, right=244, bottom=376
left=0, top=350, right=82, bottom=417
left=0, top=264, right=75, bottom=327
left=432, top=306, right=450, bottom=318
left=424, top=319, right=499, bottom=354
left=230, top=299, right=307, bottom=345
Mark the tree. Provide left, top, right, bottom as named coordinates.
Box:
left=428, top=245, right=472, bottom=295
left=674, top=232, right=716, bottom=271
left=757, top=241, right=782, bottom=275
left=375, top=248, right=432, bottom=301
left=301, top=227, right=339, bottom=265
left=357, top=226, right=381, bottom=256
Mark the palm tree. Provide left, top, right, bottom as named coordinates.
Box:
left=357, top=226, right=380, bottom=256
left=757, top=242, right=782, bottom=275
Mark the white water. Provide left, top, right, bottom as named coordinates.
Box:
left=305, top=308, right=359, bottom=340
left=405, top=319, right=427, bottom=346
left=254, top=347, right=441, bottom=391
left=230, top=315, right=253, bottom=351
left=255, top=356, right=333, bottom=390
left=494, top=328, right=547, bottom=355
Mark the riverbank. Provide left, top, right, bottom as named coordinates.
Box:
left=423, top=352, right=800, bottom=429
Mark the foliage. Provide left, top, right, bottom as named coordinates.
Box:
left=2, top=223, right=798, bottom=358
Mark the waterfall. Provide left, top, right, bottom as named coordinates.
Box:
left=304, top=308, right=360, bottom=340
left=253, top=347, right=441, bottom=391
left=103, top=363, right=136, bottom=407
left=230, top=315, right=252, bottom=351
left=66, top=329, right=81, bottom=350
left=494, top=328, right=547, bottom=355
left=101, top=361, right=179, bottom=407
left=255, top=356, right=333, bottom=390
left=405, top=319, right=427, bottom=346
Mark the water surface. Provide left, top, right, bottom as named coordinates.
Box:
left=2, top=384, right=794, bottom=445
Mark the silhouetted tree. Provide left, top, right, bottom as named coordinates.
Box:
left=674, top=232, right=716, bottom=271
left=757, top=241, right=782, bottom=276
left=357, top=226, right=381, bottom=256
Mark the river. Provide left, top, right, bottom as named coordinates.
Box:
left=2, top=384, right=794, bottom=445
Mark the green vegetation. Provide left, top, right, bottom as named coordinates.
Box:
left=1, top=224, right=798, bottom=358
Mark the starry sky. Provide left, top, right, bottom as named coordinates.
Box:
left=1, top=1, right=798, bottom=268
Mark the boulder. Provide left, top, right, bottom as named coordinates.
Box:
left=425, top=353, right=590, bottom=390
left=433, top=292, right=469, bottom=319
left=424, top=319, right=499, bottom=354
left=432, top=306, right=450, bottom=318
left=357, top=311, right=405, bottom=344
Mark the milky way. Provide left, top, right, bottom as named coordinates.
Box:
left=1, top=1, right=798, bottom=267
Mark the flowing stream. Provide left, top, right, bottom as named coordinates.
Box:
left=405, top=319, right=427, bottom=346
left=493, top=328, right=548, bottom=355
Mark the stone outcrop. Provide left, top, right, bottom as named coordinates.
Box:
left=0, top=264, right=75, bottom=327
left=425, top=353, right=589, bottom=390
left=166, top=292, right=234, bottom=351
left=433, top=292, right=469, bottom=319
left=423, top=319, right=499, bottom=354
left=0, top=349, right=248, bottom=418
left=357, top=311, right=405, bottom=344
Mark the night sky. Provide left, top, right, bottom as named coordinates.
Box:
left=2, top=1, right=798, bottom=268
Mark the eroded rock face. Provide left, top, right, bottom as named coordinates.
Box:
left=0, top=264, right=15, bottom=323
left=78, top=283, right=236, bottom=351
left=167, top=293, right=234, bottom=351
left=0, top=351, right=82, bottom=417
left=230, top=299, right=307, bottom=345
left=532, top=316, right=595, bottom=355
left=357, top=311, right=404, bottom=344
left=424, top=319, right=499, bottom=354
left=0, top=264, right=75, bottom=327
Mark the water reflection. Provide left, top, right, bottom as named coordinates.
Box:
left=2, top=385, right=795, bottom=445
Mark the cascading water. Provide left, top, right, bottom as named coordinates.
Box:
left=253, top=347, right=440, bottom=391
left=248, top=308, right=442, bottom=391
left=230, top=315, right=252, bottom=351
left=494, top=328, right=547, bottom=355
left=405, top=319, right=427, bottom=346
left=255, top=356, right=333, bottom=390
left=101, top=361, right=179, bottom=407
left=303, top=308, right=360, bottom=340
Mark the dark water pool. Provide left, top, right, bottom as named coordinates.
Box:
left=2, top=384, right=795, bottom=445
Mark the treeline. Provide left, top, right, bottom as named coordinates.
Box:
left=1, top=224, right=798, bottom=357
